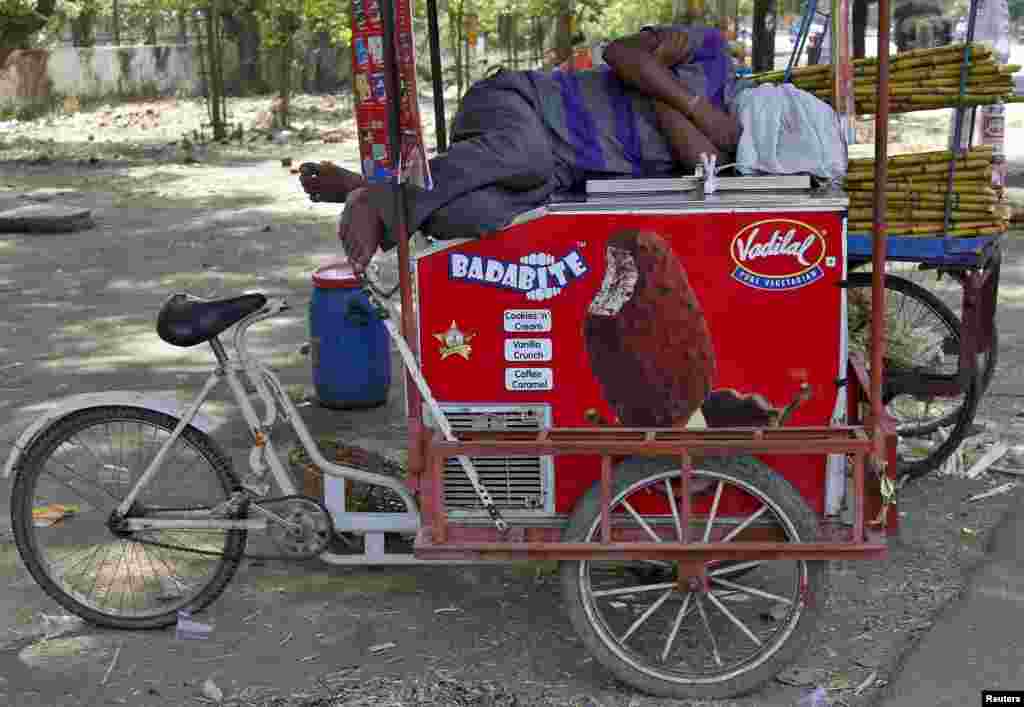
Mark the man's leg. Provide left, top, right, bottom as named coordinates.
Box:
left=421, top=179, right=558, bottom=237
left=300, top=163, right=367, bottom=203
left=365, top=72, right=560, bottom=240
left=338, top=151, right=565, bottom=268
left=336, top=187, right=387, bottom=269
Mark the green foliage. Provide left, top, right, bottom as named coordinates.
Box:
left=255, top=0, right=350, bottom=48
left=0, top=0, right=57, bottom=46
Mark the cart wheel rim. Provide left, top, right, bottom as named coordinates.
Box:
left=576, top=466, right=811, bottom=685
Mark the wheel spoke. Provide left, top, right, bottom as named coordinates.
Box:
left=708, top=560, right=763, bottom=578
left=661, top=591, right=694, bottom=662
left=641, top=560, right=674, bottom=570
left=46, top=461, right=120, bottom=508
left=694, top=595, right=723, bottom=666
left=702, top=480, right=724, bottom=543
left=705, top=588, right=763, bottom=647
left=70, top=432, right=109, bottom=476
left=665, top=478, right=683, bottom=542
left=620, top=499, right=662, bottom=543
left=592, top=581, right=677, bottom=598
left=710, top=576, right=794, bottom=605
left=619, top=589, right=674, bottom=644
left=719, top=505, right=768, bottom=543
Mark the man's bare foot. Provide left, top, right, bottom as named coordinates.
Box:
left=300, top=163, right=367, bottom=203
left=337, top=187, right=385, bottom=271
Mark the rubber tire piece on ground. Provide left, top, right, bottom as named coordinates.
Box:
left=559, top=455, right=827, bottom=700
left=10, top=406, right=248, bottom=630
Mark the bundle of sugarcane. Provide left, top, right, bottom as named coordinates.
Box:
left=843, top=145, right=1010, bottom=235
left=748, top=43, right=1024, bottom=114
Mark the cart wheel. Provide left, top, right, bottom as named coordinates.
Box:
left=847, top=273, right=981, bottom=480
left=560, top=456, right=825, bottom=700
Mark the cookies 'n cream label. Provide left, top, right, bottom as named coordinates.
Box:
left=503, top=310, right=552, bottom=333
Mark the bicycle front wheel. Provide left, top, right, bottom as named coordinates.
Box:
left=11, top=406, right=247, bottom=629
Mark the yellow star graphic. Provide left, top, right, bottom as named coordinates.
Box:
left=433, top=321, right=476, bottom=360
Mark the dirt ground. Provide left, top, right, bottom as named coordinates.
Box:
left=2, top=94, right=1024, bottom=707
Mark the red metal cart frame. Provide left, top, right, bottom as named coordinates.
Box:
left=373, top=0, right=901, bottom=562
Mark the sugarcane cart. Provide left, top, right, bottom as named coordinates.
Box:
left=762, top=0, right=1005, bottom=481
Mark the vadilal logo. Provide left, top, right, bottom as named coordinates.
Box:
left=434, top=321, right=476, bottom=360
left=449, top=250, right=589, bottom=301
left=730, top=220, right=827, bottom=291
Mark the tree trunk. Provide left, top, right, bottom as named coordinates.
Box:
left=222, top=9, right=263, bottom=94
left=752, top=0, right=777, bottom=72
left=511, top=13, right=518, bottom=69
left=852, top=0, right=868, bottom=58
left=449, top=0, right=464, bottom=100
left=70, top=11, right=97, bottom=47
left=177, top=10, right=188, bottom=44
left=314, top=31, right=338, bottom=93
left=112, top=0, right=121, bottom=45
left=205, top=5, right=227, bottom=140
left=145, top=20, right=158, bottom=45
left=555, top=3, right=572, bottom=68
left=279, top=39, right=293, bottom=128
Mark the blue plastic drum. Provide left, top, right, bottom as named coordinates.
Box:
left=309, top=262, right=391, bottom=409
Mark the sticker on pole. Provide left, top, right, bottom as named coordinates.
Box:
left=730, top=219, right=827, bottom=291
left=505, top=368, right=553, bottom=391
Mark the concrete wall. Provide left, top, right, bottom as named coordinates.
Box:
left=0, top=45, right=199, bottom=108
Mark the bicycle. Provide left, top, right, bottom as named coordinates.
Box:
left=9, top=289, right=424, bottom=629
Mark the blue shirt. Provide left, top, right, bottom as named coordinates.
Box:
left=527, top=25, right=740, bottom=184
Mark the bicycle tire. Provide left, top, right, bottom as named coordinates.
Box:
left=11, top=406, right=247, bottom=629
left=847, top=273, right=980, bottom=481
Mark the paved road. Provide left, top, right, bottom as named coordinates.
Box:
left=877, top=507, right=1024, bottom=706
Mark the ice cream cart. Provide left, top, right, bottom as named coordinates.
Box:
left=6, top=0, right=909, bottom=701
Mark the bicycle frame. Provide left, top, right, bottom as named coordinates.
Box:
left=115, top=296, right=421, bottom=534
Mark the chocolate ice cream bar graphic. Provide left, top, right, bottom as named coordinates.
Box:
left=584, top=230, right=716, bottom=428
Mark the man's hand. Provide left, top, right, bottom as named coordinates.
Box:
left=652, top=29, right=691, bottom=67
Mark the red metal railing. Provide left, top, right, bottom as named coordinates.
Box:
left=415, top=422, right=887, bottom=562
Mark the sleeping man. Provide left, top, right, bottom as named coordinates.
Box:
left=301, top=25, right=744, bottom=270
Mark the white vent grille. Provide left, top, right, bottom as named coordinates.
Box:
left=425, top=404, right=552, bottom=513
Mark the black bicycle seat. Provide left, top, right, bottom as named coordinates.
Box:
left=156, top=292, right=267, bottom=348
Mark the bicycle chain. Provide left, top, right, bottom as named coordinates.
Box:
left=126, top=443, right=410, bottom=561
left=126, top=495, right=337, bottom=562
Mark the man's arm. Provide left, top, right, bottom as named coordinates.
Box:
left=652, top=100, right=720, bottom=168
left=604, top=29, right=740, bottom=152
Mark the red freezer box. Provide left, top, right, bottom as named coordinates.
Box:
left=411, top=189, right=849, bottom=520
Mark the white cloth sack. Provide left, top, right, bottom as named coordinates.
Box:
left=734, top=83, right=847, bottom=183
